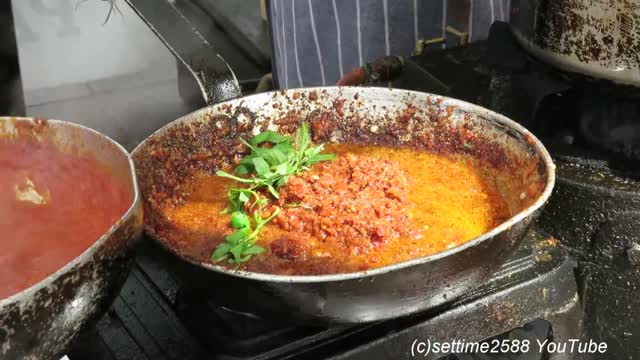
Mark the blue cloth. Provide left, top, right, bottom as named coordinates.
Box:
left=268, top=0, right=511, bottom=89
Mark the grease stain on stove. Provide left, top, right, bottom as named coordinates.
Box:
left=533, top=237, right=559, bottom=263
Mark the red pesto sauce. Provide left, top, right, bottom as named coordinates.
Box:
left=164, top=144, right=511, bottom=275
left=0, top=137, right=131, bottom=299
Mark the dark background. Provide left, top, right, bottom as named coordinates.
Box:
left=0, top=1, right=25, bottom=116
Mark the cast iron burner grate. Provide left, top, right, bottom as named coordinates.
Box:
left=68, top=228, right=579, bottom=360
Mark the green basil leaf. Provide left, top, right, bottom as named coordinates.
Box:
left=307, top=153, right=337, bottom=164
left=251, top=130, right=288, bottom=145
left=239, top=137, right=257, bottom=151
left=273, top=141, right=294, bottom=155
left=252, top=157, right=271, bottom=177
left=271, top=149, right=288, bottom=164
left=226, top=228, right=250, bottom=244
left=243, top=245, right=266, bottom=255
left=239, top=156, right=255, bottom=165
left=234, top=165, right=250, bottom=175
left=238, top=191, right=250, bottom=203
left=216, top=171, right=256, bottom=184
left=276, top=162, right=288, bottom=175
left=276, top=175, right=289, bottom=188
left=252, top=147, right=266, bottom=157
left=266, top=184, right=279, bottom=199
left=257, top=148, right=284, bottom=166
left=211, top=243, right=232, bottom=261
left=296, top=123, right=310, bottom=152
left=229, top=243, right=245, bottom=261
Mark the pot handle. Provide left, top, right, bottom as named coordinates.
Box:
left=124, top=0, right=242, bottom=106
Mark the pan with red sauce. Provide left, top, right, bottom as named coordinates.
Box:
left=0, top=137, right=131, bottom=299
left=161, top=144, right=512, bottom=275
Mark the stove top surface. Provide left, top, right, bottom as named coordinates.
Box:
left=68, top=227, right=578, bottom=360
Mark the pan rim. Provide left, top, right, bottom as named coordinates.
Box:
left=0, top=117, right=141, bottom=307
left=134, top=86, right=557, bottom=283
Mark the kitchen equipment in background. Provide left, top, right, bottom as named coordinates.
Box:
left=0, top=2, right=25, bottom=116
left=123, top=0, right=269, bottom=110
left=510, top=0, right=640, bottom=89
left=393, top=21, right=640, bottom=358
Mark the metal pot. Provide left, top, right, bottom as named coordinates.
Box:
left=510, top=0, right=640, bottom=87
left=0, top=117, right=143, bottom=360
left=131, top=87, right=556, bottom=323
left=124, top=0, right=555, bottom=324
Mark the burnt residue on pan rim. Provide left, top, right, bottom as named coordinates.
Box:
left=132, top=87, right=556, bottom=283
left=0, top=117, right=142, bottom=307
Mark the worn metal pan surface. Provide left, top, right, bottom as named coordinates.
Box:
left=510, top=0, right=640, bottom=88
left=0, top=117, right=143, bottom=360
left=132, top=87, right=555, bottom=323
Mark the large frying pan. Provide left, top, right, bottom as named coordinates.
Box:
left=132, top=87, right=555, bottom=323
left=125, top=1, right=554, bottom=323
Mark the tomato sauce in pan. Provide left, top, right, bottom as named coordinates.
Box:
left=0, top=137, right=131, bottom=299
left=163, top=144, right=511, bottom=275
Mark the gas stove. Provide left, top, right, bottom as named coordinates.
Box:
left=392, top=21, right=640, bottom=359
left=67, top=228, right=578, bottom=360
left=64, top=15, right=639, bottom=360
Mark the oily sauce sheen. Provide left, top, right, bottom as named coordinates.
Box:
left=0, top=137, right=131, bottom=299
left=166, top=144, right=511, bottom=275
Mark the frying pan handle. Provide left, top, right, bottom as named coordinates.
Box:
left=124, top=0, right=242, bottom=106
